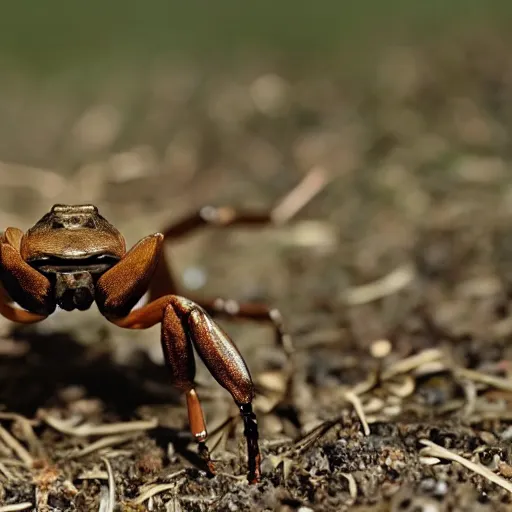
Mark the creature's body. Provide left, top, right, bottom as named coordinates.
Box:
left=0, top=204, right=265, bottom=483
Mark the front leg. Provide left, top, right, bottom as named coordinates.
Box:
left=104, top=294, right=261, bottom=484
left=0, top=227, right=54, bottom=319
left=96, top=233, right=164, bottom=318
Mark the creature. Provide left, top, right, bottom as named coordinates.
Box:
left=0, top=181, right=321, bottom=484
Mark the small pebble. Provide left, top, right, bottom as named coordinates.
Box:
left=370, top=339, right=392, bottom=359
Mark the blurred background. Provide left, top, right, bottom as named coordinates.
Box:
left=3, top=0, right=512, bottom=432
left=4, top=3, right=512, bottom=508
left=2, top=0, right=512, bottom=412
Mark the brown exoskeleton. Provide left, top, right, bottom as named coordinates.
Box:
left=0, top=171, right=325, bottom=484
left=0, top=204, right=270, bottom=483
left=0, top=175, right=325, bottom=483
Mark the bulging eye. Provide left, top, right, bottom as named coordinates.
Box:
left=95, top=254, right=119, bottom=263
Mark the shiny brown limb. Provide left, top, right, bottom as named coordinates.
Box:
left=108, top=294, right=261, bottom=483
left=149, top=207, right=274, bottom=300
left=96, top=233, right=164, bottom=318
left=0, top=228, right=56, bottom=315
left=197, top=298, right=293, bottom=356
left=148, top=208, right=294, bottom=355
left=0, top=283, right=47, bottom=324
left=149, top=168, right=329, bottom=304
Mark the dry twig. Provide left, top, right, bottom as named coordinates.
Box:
left=70, top=433, right=138, bottom=459
left=0, top=413, right=45, bottom=460
left=344, top=390, right=370, bottom=436
left=340, top=473, right=358, bottom=500
left=133, top=470, right=187, bottom=505
left=0, top=504, right=33, bottom=512
left=342, top=264, right=415, bottom=306
left=381, top=349, right=444, bottom=381
left=0, top=425, right=32, bottom=466
left=271, top=166, right=330, bottom=224
left=454, top=368, right=512, bottom=393
left=420, top=440, right=512, bottom=494
left=42, top=414, right=157, bottom=437
left=0, top=461, right=15, bottom=480
left=99, top=457, right=116, bottom=512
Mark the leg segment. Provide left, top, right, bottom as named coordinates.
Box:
left=149, top=207, right=274, bottom=301
left=187, top=306, right=261, bottom=483
left=196, top=298, right=293, bottom=356
left=108, top=294, right=261, bottom=483
left=0, top=283, right=47, bottom=324
left=96, top=233, right=164, bottom=318
left=160, top=300, right=214, bottom=473
left=148, top=206, right=293, bottom=355
left=149, top=168, right=329, bottom=302
left=0, top=228, right=55, bottom=316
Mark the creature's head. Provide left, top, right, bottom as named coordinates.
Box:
left=19, top=204, right=126, bottom=311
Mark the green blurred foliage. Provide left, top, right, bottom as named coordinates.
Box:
left=1, top=1, right=511, bottom=74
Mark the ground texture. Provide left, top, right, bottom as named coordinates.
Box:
left=3, top=34, right=512, bottom=511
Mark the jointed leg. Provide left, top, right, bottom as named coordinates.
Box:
left=96, top=173, right=328, bottom=481
left=186, top=305, right=260, bottom=482
left=196, top=298, right=293, bottom=356
left=0, top=284, right=47, bottom=324
left=149, top=168, right=328, bottom=304
left=158, top=299, right=214, bottom=473
left=148, top=207, right=295, bottom=356
left=109, top=295, right=261, bottom=483
left=0, top=228, right=53, bottom=321
left=149, top=207, right=276, bottom=301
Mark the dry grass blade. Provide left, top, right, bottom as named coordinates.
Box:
left=342, top=264, right=415, bottom=306
left=133, top=470, right=187, bottom=505
left=0, top=425, right=33, bottom=466
left=42, top=415, right=158, bottom=436
left=271, top=166, right=330, bottom=224
left=420, top=456, right=442, bottom=465
left=0, top=461, right=15, bottom=480
left=381, top=349, right=443, bottom=381
left=205, top=415, right=237, bottom=455
left=341, top=473, right=358, bottom=499
left=77, top=470, right=108, bottom=480
left=0, top=504, right=33, bottom=512
left=350, top=371, right=379, bottom=396
left=385, top=375, right=416, bottom=398
left=0, top=459, right=25, bottom=467
left=344, top=391, right=370, bottom=436
left=460, top=379, right=478, bottom=418
left=0, top=413, right=38, bottom=425
left=292, top=417, right=341, bottom=454
left=0, top=413, right=45, bottom=459
left=455, top=368, right=512, bottom=392
left=100, top=457, right=116, bottom=512
left=420, top=440, right=512, bottom=494
left=70, top=433, right=137, bottom=459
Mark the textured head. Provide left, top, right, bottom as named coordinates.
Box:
left=21, top=204, right=125, bottom=262
left=19, top=204, right=126, bottom=311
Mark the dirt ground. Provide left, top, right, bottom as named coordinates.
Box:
left=4, top=33, right=512, bottom=511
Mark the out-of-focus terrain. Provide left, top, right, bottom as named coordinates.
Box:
left=3, top=5, right=512, bottom=511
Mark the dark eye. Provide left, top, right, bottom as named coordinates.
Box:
left=84, top=218, right=95, bottom=228
left=95, top=254, right=118, bottom=263
left=52, top=220, right=65, bottom=229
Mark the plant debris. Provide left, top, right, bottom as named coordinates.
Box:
left=3, top=31, right=512, bottom=511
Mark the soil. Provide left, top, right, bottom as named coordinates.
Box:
left=3, top=33, right=512, bottom=512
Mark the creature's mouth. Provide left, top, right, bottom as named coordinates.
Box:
left=28, top=254, right=120, bottom=275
